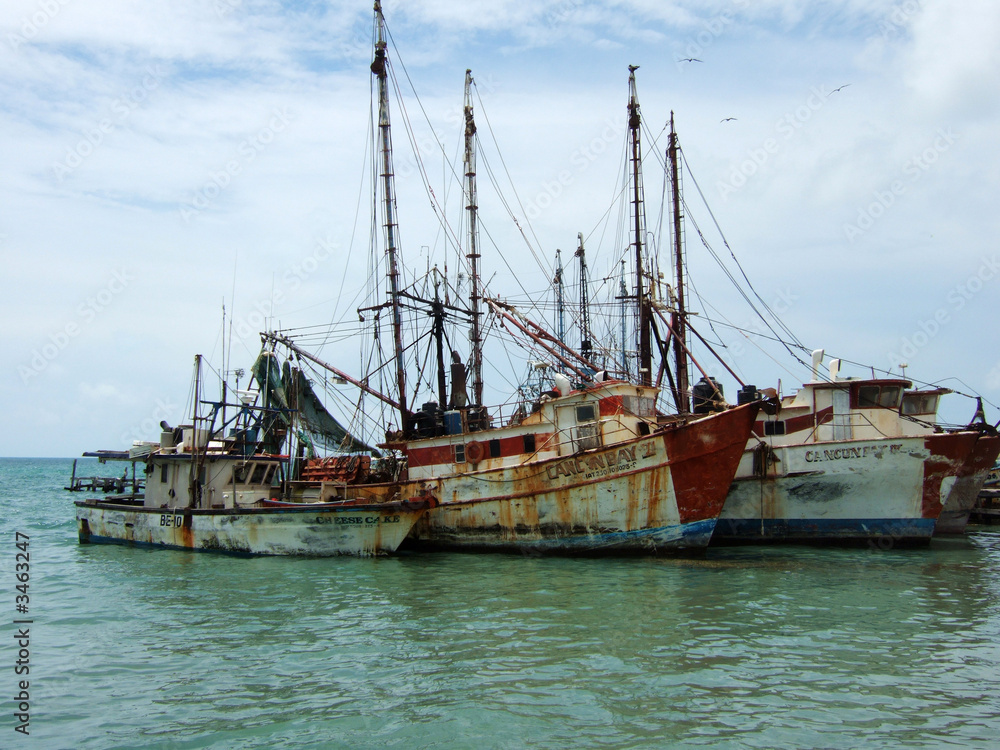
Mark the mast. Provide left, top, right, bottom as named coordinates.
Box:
left=619, top=259, right=628, bottom=379
left=432, top=266, right=447, bottom=407
left=372, top=1, right=410, bottom=435
left=554, top=248, right=565, bottom=345
left=627, top=65, right=652, bottom=387
left=463, top=69, right=484, bottom=407
left=575, top=232, right=592, bottom=361
left=189, top=354, right=202, bottom=508
left=668, top=112, right=690, bottom=413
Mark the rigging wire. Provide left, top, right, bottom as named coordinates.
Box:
left=680, top=149, right=809, bottom=359
left=380, top=23, right=467, bottom=262
left=472, top=85, right=550, bottom=278
left=316, top=98, right=379, bottom=354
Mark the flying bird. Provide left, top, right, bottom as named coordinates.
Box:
left=831, top=84, right=851, bottom=94
left=720, top=117, right=737, bottom=122
left=679, top=57, right=702, bottom=63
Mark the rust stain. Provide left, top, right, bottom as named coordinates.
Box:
left=646, top=455, right=665, bottom=529
left=180, top=513, right=194, bottom=549
left=497, top=498, right=515, bottom=540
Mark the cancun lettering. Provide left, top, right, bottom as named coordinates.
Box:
left=804, top=444, right=903, bottom=463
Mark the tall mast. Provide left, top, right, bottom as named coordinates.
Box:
left=575, top=232, right=592, bottom=361
left=463, top=69, right=484, bottom=407
left=668, top=111, right=690, bottom=413
left=619, top=259, right=628, bottom=379
left=627, top=65, right=652, bottom=387
left=554, top=248, right=565, bottom=345
left=372, top=1, right=409, bottom=434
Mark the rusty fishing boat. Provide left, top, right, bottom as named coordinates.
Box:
left=72, top=355, right=429, bottom=556
left=630, top=95, right=1000, bottom=545
left=712, top=356, right=999, bottom=545
left=71, top=3, right=759, bottom=557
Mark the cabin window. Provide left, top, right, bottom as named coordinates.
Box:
left=489, top=439, right=502, bottom=458
left=576, top=424, right=601, bottom=451
left=637, top=422, right=650, bottom=436
left=160, top=464, right=168, bottom=483
left=902, top=393, right=940, bottom=416
left=455, top=444, right=466, bottom=463
left=879, top=387, right=902, bottom=408
left=857, top=385, right=903, bottom=409
left=574, top=402, right=601, bottom=450
left=233, top=464, right=250, bottom=484
left=250, top=463, right=268, bottom=485
left=858, top=386, right=879, bottom=408
left=622, top=396, right=655, bottom=417
left=523, top=434, right=536, bottom=453
left=763, top=421, right=786, bottom=436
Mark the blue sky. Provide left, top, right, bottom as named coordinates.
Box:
left=2, top=0, right=999, bottom=456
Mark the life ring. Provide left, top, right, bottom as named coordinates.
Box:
left=465, top=440, right=485, bottom=463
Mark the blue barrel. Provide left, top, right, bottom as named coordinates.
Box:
left=444, top=411, right=463, bottom=435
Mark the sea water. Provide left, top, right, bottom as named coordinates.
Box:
left=3, top=457, right=1000, bottom=749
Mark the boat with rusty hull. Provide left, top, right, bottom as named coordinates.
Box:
left=397, top=381, right=760, bottom=555
left=73, top=413, right=429, bottom=557
left=256, top=351, right=760, bottom=556
left=76, top=497, right=427, bottom=556
left=712, top=361, right=1000, bottom=546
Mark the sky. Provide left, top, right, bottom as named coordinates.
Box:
left=2, top=0, right=999, bottom=457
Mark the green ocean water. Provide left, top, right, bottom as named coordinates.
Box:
left=3, top=456, right=1000, bottom=749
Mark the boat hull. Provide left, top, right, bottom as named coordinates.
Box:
left=406, top=404, right=757, bottom=555
left=713, top=432, right=976, bottom=546
left=75, top=501, right=424, bottom=556
left=935, top=433, right=1000, bottom=534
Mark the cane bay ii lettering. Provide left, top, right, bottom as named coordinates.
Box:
left=805, top=444, right=903, bottom=463
left=547, top=441, right=657, bottom=481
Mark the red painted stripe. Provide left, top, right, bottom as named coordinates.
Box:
left=599, top=395, right=625, bottom=416
left=754, top=407, right=832, bottom=438
left=407, top=445, right=455, bottom=468
left=406, top=432, right=556, bottom=468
